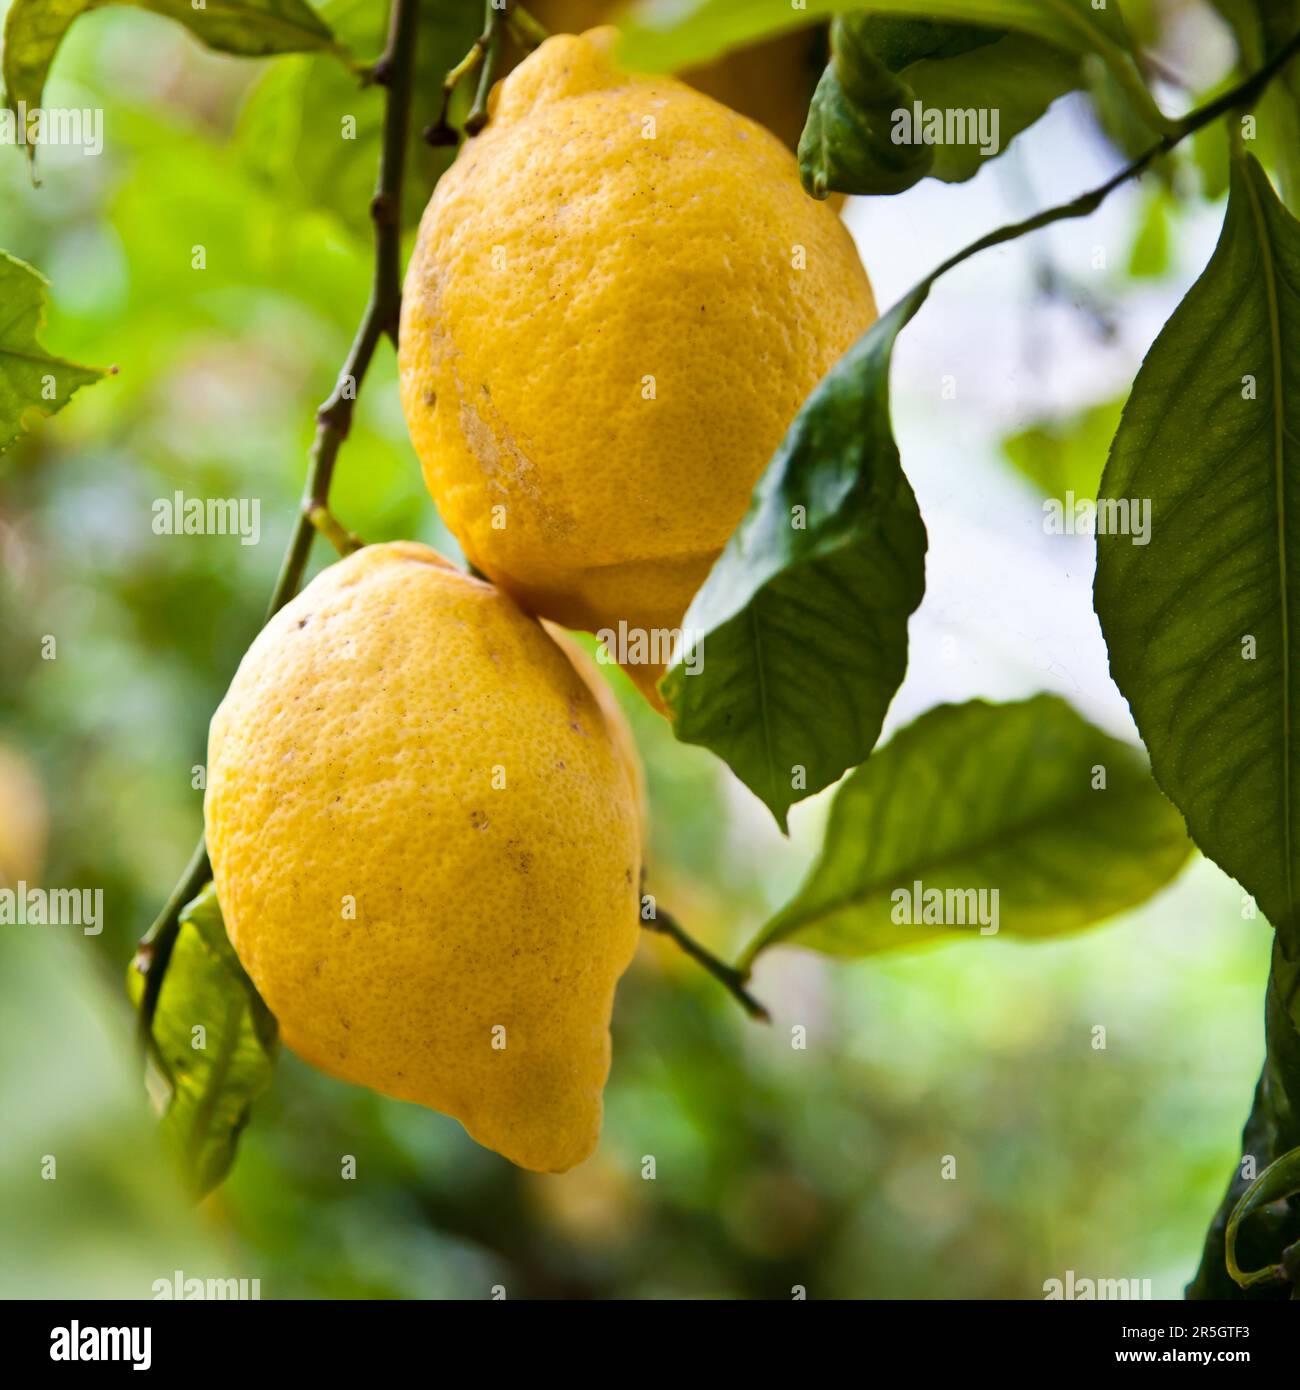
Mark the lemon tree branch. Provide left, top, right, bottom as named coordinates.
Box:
left=133, top=0, right=422, bottom=1054
left=644, top=905, right=771, bottom=1022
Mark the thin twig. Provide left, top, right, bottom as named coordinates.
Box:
left=644, top=906, right=771, bottom=1022
left=506, top=2, right=549, bottom=51
left=424, top=0, right=508, bottom=146
left=133, top=0, right=423, bottom=1055
left=466, top=1, right=507, bottom=135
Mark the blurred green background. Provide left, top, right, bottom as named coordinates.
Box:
left=0, top=0, right=1280, bottom=1298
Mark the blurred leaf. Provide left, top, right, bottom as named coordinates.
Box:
left=130, top=884, right=278, bottom=1199
left=236, top=0, right=480, bottom=237
left=1094, top=156, right=1300, bottom=945
left=0, top=250, right=105, bottom=454
left=3, top=0, right=340, bottom=131
left=1003, top=397, right=1124, bottom=500
left=662, top=286, right=929, bottom=833
left=741, top=696, right=1192, bottom=966
left=1192, top=113, right=1232, bottom=202
left=1127, top=185, right=1172, bottom=278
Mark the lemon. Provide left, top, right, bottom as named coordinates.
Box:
left=0, top=745, right=47, bottom=888
left=205, top=542, right=642, bottom=1172
left=399, top=28, right=876, bottom=705
left=524, top=0, right=823, bottom=152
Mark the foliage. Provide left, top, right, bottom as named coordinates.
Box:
left=0, top=250, right=104, bottom=451
left=6, top=0, right=1300, bottom=1301
left=663, top=286, right=928, bottom=832
left=127, top=884, right=278, bottom=1198
left=1095, top=156, right=1300, bottom=951
left=742, top=696, right=1191, bottom=965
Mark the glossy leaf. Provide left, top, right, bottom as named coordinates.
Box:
left=130, top=884, right=278, bottom=1199
left=740, top=695, right=1192, bottom=968
left=661, top=286, right=930, bottom=833
left=3, top=0, right=338, bottom=132
left=1094, top=156, right=1300, bottom=945
left=0, top=251, right=105, bottom=454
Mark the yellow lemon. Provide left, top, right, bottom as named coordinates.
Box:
left=523, top=0, right=823, bottom=152
left=544, top=622, right=646, bottom=832
left=204, top=542, right=642, bottom=1172
left=399, top=28, right=876, bottom=705
left=0, top=744, right=47, bottom=888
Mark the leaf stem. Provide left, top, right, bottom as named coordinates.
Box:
left=644, top=906, right=771, bottom=1022
left=425, top=0, right=510, bottom=145
left=132, top=0, right=422, bottom=1052
left=916, top=26, right=1300, bottom=298
left=506, top=3, right=549, bottom=51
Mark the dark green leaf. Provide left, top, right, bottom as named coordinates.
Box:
left=860, top=14, right=1000, bottom=71
left=1226, top=1141, right=1300, bottom=1287
left=1094, top=155, right=1300, bottom=946
left=623, top=0, right=1133, bottom=69
left=130, top=884, right=278, bottom=1199
left=661, top=286, right=930, bottom=833
left=799, top=17, right=933, bottom=198
left=740, top=695, right=1192, bottom=968
left=0, top=251, right=105, bottom=454
left=901, top=33, right=1082, bottom=185
left=621, top=0, right=1165, bottom=134
left=3, top=0, right=339, bottom=133
left=1190, top=951, right=1300, bottom=1298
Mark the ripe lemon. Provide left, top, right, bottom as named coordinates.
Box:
left=205, top=542, right=642, bottom=1172
left=523, top=0, right=823, bottom=152
left=0, top=745, right=47, bottom=888
left=399, top=28, right=876, bottom=705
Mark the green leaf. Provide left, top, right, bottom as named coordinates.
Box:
left=661, top=285, right=930, bottom=833
left=1094, top=155, right=1300, bottom=946
left=799, top=17, right=934, bottom=198
left=621, top=0, right=1166, bottom=134
left=3, top=0, right=339, bottom=132
left=236, top=0, right=480, bottom=238
left=1226, top=1142, right=1300, bottom=1288
left=0, top=251, right=105, bottom=454
left=740, top=695, right=1192, bottom=968
left=1003, top=397, right=1124, bottom=500
left=901, top=32, right=1082, bottom=185
left=1189, top=952, right=1300, bottom=1297
left=1127, top=185, right=1172, bottom=279
left=1205, top=2, right=1300, bottom=213
left=798, top=17, right=1076, bottom=197
left=624, top=0, right=1126, bottom=67
left=130, top=884, right=277, bottom=1199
